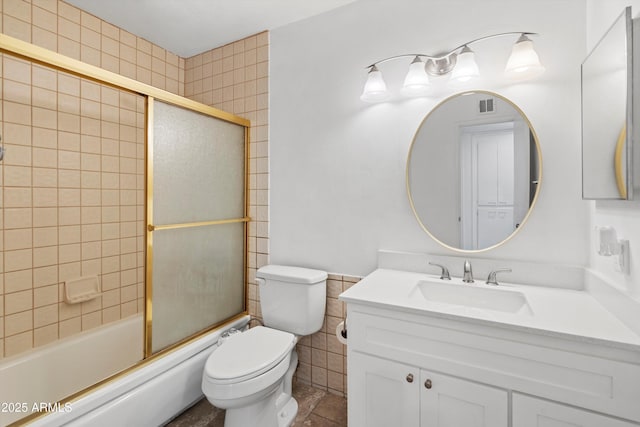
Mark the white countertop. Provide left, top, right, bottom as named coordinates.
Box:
left=339, top=268, right=640, bottom=351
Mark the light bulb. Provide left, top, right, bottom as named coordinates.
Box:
left=401, top=56, right=430, bottom=97
left=451, top=46, right=479, bottom=83
left=360, top=65, right=390, bottom=102
left=505, top=34, right=545, bottom=80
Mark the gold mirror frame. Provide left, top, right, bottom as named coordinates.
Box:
left=406, top=90, right=543, bottom=253
left=615, top=126, right=628, bottom=199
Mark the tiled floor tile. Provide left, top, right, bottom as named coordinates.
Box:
left=166, top=382, right=346, bottom=427
left=310, top=393, right=347, bottom=425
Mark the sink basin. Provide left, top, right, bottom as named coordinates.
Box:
left=410, top=280, right=532, bottom=314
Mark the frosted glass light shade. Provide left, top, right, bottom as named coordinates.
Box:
left=505, top=35, right=545, bottom=79
left=361, top=65, right=390, bottom=102
left=451, top=47, right=479, bottom=82
left=401, top=57, right=430, bottom=97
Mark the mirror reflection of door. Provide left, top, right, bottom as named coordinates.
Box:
left=460, top=119, right=531, bottom=249
left=460, top=124, right=511, bottom=249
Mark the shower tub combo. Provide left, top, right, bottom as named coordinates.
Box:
left=0, top=32, right=251, bottom=426
left=0, top=314, right=249, bottom=426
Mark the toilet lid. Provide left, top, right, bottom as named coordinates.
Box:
left=205, top=326, right=295, bottom=383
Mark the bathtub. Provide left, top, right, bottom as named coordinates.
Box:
left=0, top=314, right=249, bottom=426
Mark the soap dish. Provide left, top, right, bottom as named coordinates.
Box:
left=64, top=275, right=101, bottom=304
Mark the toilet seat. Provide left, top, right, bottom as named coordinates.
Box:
left=204, top=326, right=295, bottom=385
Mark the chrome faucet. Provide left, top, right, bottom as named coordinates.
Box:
left=486, top=268, right=512, bottom=286
left=462, top=260, right=474, bottom=283
left=429, top=262, right=451, bottom=280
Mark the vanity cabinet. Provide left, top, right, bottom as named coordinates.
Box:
left=349, top=351, right=508, bottom=427
left=420, top=369, right=507, bottom=427
left=513, top=394, right=637, bottom=427
left=348, top=352, right=419, bottom=427
left=345, top=303, right=640, bottom=427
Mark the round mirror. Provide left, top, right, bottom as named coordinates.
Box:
left=407, top=91, right=542, bottom=252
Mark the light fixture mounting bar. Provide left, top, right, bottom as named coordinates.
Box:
left=450, top=31, right=538, bottom=54
left=364, top=32, right=538, bottom=69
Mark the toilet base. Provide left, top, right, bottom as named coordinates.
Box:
left=223, top=388, right=298, bottom=427
left=221, top=350, right=300, bottom=427
left=276, top=395, right=298, bottom=427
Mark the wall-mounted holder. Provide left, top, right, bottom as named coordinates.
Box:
left=64, top=275, right=101, bottom=304
left=598, top=226, right=630, bottom=274
left=336, top=318, right=347, bottom=345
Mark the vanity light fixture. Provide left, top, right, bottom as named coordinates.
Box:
left=504, top=34, right=546, bottom=79
left=401, top=56, right=431, bottom=97
left=360, top=65, right=391, bottom=102
left=361, top=32, right=544, bottom=102
left=451, top=46, right=480, bottom=83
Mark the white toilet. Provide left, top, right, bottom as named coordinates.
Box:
left=202, top=265, right=327, bottom=427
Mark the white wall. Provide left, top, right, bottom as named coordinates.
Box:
left=270, top=0, right=589, bottom=276
left=587, top=0, right=640, bottom=300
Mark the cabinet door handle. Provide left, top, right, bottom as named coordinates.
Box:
left=424, top=379, right=432, bottom=389
left=406, top=374, right=414, bottom=383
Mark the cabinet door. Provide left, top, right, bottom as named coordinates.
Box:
left=348, top=352, right=420, bottom=427
left=420, top=370, right=508, bottom=427
left=513, top=393, right=639, bottom=427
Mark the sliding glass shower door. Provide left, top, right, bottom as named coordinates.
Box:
left=147, top=99, right=249, bottom=354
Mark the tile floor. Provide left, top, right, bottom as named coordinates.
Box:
left=165, top=382, right=347, bottom=426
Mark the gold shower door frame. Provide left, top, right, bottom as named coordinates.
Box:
left=0, top=31, right=251, bottom=407
left=145, top=97, right=251, bottom=356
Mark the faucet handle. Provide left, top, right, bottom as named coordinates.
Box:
left=428, top=262, right=451, bottom=280
left=486, top=268, right=512, bottom=286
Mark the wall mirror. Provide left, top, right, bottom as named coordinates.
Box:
left=582, top=6, right=639, bottom=200
left=407, top=91, right=542, bottom=252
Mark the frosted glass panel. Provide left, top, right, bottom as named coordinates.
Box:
left=153, top=101, right=246, bottom=224
left=152, top=223, right=245, bottom=352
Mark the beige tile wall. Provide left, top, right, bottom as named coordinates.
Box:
left=0, top=0, right=185, bottom=359
left=2, top=0, right=185, bottom=95
left=295, top=274, right=360, bottom=397
left=0, top=56, right=147, bottom=358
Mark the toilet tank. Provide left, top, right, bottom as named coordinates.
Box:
left=256, top=265, right=327, bottom=336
